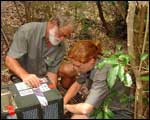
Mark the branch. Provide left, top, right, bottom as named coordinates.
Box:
left=1, top=27, right=9, bottom=47
left=96, top=1, right=110, bottom=35
left=139, top=4, right=149, bottom=72
left=126, top=1, right=136, bottom=69
left=137, top=6, right=146, bottom=52
left=109, top=106, right=134, bottom=114
left=127, top=63, right=148, bottom=71
left=140, top=71, right=149, bottom=76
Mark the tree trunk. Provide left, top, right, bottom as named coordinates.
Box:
left=126, top=1, right=139, bottom=119
left=127, top=1, right=149, bottom=119
left=137, top=6, right=147, bottom=54
left=96, top=1, right=110, bottom=35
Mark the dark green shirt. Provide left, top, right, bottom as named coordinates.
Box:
left=7, top=22, right=65, bottom=76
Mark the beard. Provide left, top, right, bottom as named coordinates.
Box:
left=49, top=26, right=61, bottom=46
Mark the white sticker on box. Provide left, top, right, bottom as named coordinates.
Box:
left=19, top=89, right=34, bottom=96
left=39, top=77, right=48, bottom=83
left=15, top=82, right=31, bottom=91
left=39, top=84, right=50, bottom=92
left=33, top=88, right=48, bottom=106
left=15, top=80, right=50, bottom=97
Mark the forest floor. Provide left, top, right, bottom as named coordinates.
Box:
left=1, top=1, right=132, bottom=119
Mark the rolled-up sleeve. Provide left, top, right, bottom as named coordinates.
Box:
left=85, top=65, right=111, bottom=107
left=7, top=28, right=27, bottom=59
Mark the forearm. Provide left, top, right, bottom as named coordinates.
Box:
left=5, top=56, right=29, bottom=79
left=46, top=72, right=57, bottom=87
left=5, top=56, right=41, bottom=87
left=65, top=104, right=81, bottom=114
left=64, top=81, right=82, bottom=104
left=65, top=103, right=93, bottom=115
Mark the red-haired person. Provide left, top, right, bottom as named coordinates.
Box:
left=59, top=40, right=110, bottom=119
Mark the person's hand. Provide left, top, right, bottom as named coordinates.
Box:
left=22, top=74, right=41, bottom=88
left=64, top=104, right=68, bottom=114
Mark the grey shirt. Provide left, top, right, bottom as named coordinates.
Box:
left=76, top=60, right=110, bottom=107
left=77, top=60, right=132, bottom=118
left=7, top=22, right=65, bottom=77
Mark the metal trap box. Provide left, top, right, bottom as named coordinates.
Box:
left=1, top=78, right=63, bottom=119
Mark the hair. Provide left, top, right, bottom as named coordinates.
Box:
left=50, top=16, right=74, bottom=36
left=68, top=40, right=102, bottom=63
left=50, top=16, right=74, bottom=28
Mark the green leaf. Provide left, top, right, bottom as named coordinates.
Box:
left=113, top=51, right=124, bottom=57
left=123, top=73, right=133, bottom=87
left=140, top=53, right=148, bottom=61
left=96, top=56, right=119, bottom=69
left=96, top=111, right=104, bottom=119
left=96, top=61, right=106, bottom=69
left=105, top=109, right=114, bottom=119
left=118, top=65, right=125, bottom=81
left=118, top=54, right=130, bottom=65
left=104, top=106, right=114, bottom=119
left=104, top=57, right=119, bottom=65
left=139, top=75, right=149, bottom=81
left=104, top=112, right=110, bottom=119
left=89, top=108, right=100, bottom=117
left=107, top=65, right=119, bottom=89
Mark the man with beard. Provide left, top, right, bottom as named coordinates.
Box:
left=5, top=17, right=73, bottom=88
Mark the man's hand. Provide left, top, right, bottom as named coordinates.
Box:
left=5, top=56, right=41, bottom=88
left=22, top=74, right=41, bottom=88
